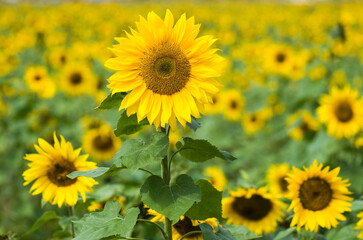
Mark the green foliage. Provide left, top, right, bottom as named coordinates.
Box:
left=274, top=227, right=296, bottom=240
left=67, top=167, right=111, bottom=179
left=223, top=225, right=261, bottom=240
left=24, top=211, right=59, bottom=236
left=140, top=174, right=201, bottom=223
left=199, top=223, right=258, bottom=240
left=114, top=111, right=149, bottom=136
left=113, top=132, right=169, bottom=172
left=97, top=93, right=126, bottom=110
left=74, top=201, right=139, bottom=240
left=351, top=200, right=363, bottom=212
left=176, top=137, right=236, bottom=162
left=186, top=179, right=222, bottom=221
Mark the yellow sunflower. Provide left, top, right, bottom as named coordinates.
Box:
left=242, top=108, right=272, bottom=135
left=203, top=166, right=227, bottom=191
left=24, top=66, right=56, bottom=98
left=263, top=44, right=294, bottom=76
left=23, top=133, right=98, bottom=207
left=88, top=196, right=124, bottom=212
left=222, top=187, right=286, bottom=235
left=287, top=110, right=319, bottom=141
left=205, top=93, right=222, bottom=115
left=286, top=160, right=353, bottom=232
left=355, top=212, right=363, bottom=239
left=82, top=124, right=122, bottom=162
left=266, top=163, right=290, bottom=198
left=105, top=10, right=224, bottom=129
left=317, top=85, right=363, bottom=139
left=221, top=89, right=244, bottom=122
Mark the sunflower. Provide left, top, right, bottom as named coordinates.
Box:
left=317, top=85, right=363, bottom=139
left=242, top=108, right=272, bottom=135
left=60, top=63, right=97, bottom=96
left=88, top=196, right=124, bottom=212
left=287, top=110, right=319, bottom=141
left=105, top=10, right=224, bottom=129
left=286, top=160, right=353, bottom=232
left=221, top=89, right=244, bottom=121
left=205, top=93, right=222, bottom=115
left=203, top=166, right=227, bottom=191
left=263, top=44, right=294, bottom=76
left=82, top=124, right=122, bottom=162
left=23, top=133, right=98, bottom=207
left=266, top=163, right=290, bottom=198
left=24, top=66, right=56, bottom=98
left=222, top=187, right=286, bottom=235
left=355, top=212, right=363, bottom=239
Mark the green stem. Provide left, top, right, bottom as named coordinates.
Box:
left=180, top=231, right=203, bottom=240
left=138, top=168, right=155, bottom=175
left=68, top=206, right=75, bottom=238
left=137, top=219, right=167, bottom=239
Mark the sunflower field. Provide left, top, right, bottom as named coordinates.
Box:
left=1, top=1, right=363, bottom=240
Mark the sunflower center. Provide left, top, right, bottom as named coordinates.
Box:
left=299, top=177, right=332, bottom=211
left=335, top=102, right=353, bottom=122
left=276, top=53, right=286, bottom=63
left=232, top=194, right=272, bottom=221
left=173, top=217, right=201, bottom=237
left=47, top=160, right=77, bottom=186
left=250, top=115, right=257, bottom=122
left=60, top=55, right=66, bottom=64
left=70, top=72, right=82, bottom=85
left=92, top=135, right=114, bottom=151
left=230, top=100, right=238, bottom=109
left=279, top=176, right=289, bottom=192
left=34, top=75, right=41, bottom=81
left=141, top=42, right=191, bottom=95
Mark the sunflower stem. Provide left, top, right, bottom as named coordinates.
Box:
left=180, top=231, right=203, bottom=240
left=67, top=206, right=75, bottom=238
left=137, top=219, right=167, bottom=239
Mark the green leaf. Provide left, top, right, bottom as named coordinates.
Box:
left=200, top=224, right=235, bottom=240
left=351, top=200, right=363, bottom=212
left=74, top=201, right=139, bottom=240
left=186, top=116, right=201, bottom=131
left=140, top=174, right=201, bottom=223
left=177, top=137, right=236, bottom=162
left=274, top=227, right=296, bottom=240
left=67, top=167, right=110, bottom=179
left=114, top=111, right=149, bottom=136
left=186, top=180, right=222, bottom=221
left=113, top=132, right=168, bottom=172
left=325, top=224, right=360, bottom=240
left=97, top=92, right=126, bottom=110
left=224, top=225, right=261, bottom=240
left=25, top=211, right=59, bottom=235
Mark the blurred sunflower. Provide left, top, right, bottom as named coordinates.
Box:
left=24, top=66, right=56, bottom=98
left=287, top=110, right=319, bottom=141
left=60, top=64, right=97, bottom=96
left=81, top=116, right=106, bottom=131
left=264, top=44, right=294, bottom=76
left=221, top=89, right=244, bottom=121
left=83, top=124, right=122, bottom=162
left=205, top=94, right=222, bottom=115
left=105, top=10, right=224, bottom=129
left=222, top=187, right=286, bottom=235
left=23, top=133, right=98, bottom=207
left=242, top=108, right=272, bottom=135
left=203, top=166, right=227, bottom=191
left=266, top=163, right=290, bottom=197
left=47, top=47, right=69, bottom=69
left=317, top=86, right=363, bottom=139
left=355, top=212, right=363, bottom=239
left=88, top=196, right=124, bottom=212
left=286, top=160, right=352, bottom=232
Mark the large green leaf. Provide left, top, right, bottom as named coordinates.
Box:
left=73, top=201, right=139, bottom=240
left=224, top=225, right=261, bottom=240
left=140, top=174, right=201, bottom=223
left=176, top=137, right=236, bottom=162
left=97, top=92, right=126, bottom=110
left=113, top=132, right=168, bottom=172
left=200, top=224, right=235, bottom=240
left=25, top=211, right=59, bottom=236
left=67, top=165, right=124, bottom=179
left=114, top=111, right=149, bottom=136
left=274, top=227, right=296, bottom=240
left=186, top=180, right=222, bottom=221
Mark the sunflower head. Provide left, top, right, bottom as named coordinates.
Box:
left=23, top=132, right=98, bottom=207
left=286, top=160, right=353, bottom=232
left=61, top=63, right=97, bottom=96
left=266, top=163, right=290, bottom=197
left=105, top=10, right=224, bottom=130
left=203, top=166, right=227, bottom=191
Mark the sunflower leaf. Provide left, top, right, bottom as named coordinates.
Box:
left=186, top=116, right=201, bottom=131
left=97, top=92, right=126, bottom=110
left=140, top=174, right=201, bottom=223
left=200, top=224, right=235, bottom=240
left=185, top=179, right=222, bottom=221
left=114, top=111, right=149, bottom=136
left=177, top=137, right=236, bottom=162
left=113, top=132, right=168, bottom=172
left=73, top=201, right=139, bottom=240
left=67, top=167, right=110, bottom=179
left=274, top=227, right=296, bottom=240
left=223, top=225, right=261, bottom=240
left=24, top=211, right=59, bottom=236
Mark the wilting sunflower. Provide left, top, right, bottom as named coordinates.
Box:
left=88, top=196, right=124, bottom=212
left=82, top=124, right=122, bottom=162
left=286, top=160, right=352, bottom=232
left=146, top=207, right=217, bottom=240
left=105, top=10, right=224, bottom=129
left=23, top=133, right=98, bottom=207
left=266, top=163, right=290, bottom=198
left=222, top=187, right=286, bottom=235
left=355, top=212, right=363, bottom=239
left=317, top=85, right=363, bottom=139
left=203, top=166, right=227, bottom=191
left=221, top=89, right=244, bottom=121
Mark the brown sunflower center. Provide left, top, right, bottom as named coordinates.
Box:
left=299, top=177, right=332, bottom=211
left=232, top=194, right=272, bottom=221
left=70, top=72, right=82, bottom=85
left=173, top=217, right=201, bottom=237
left=279, top=176, right=288, bottom=192
left=335, top=102, right=353, bottom=122
left=250, top=115, right=257, bottom=122
left=140, top=42, right=191, bottom=95
left=34, top=75, right=42, bottom=81
left=276, top=53, right=286, bottom=63
left=60, top=55, right=66, bottom=64
left=92, top=135, right=114, bottom=151
left=47, top=160, right=77, bottom=186
left=230, top=100, right=238, bottom=109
